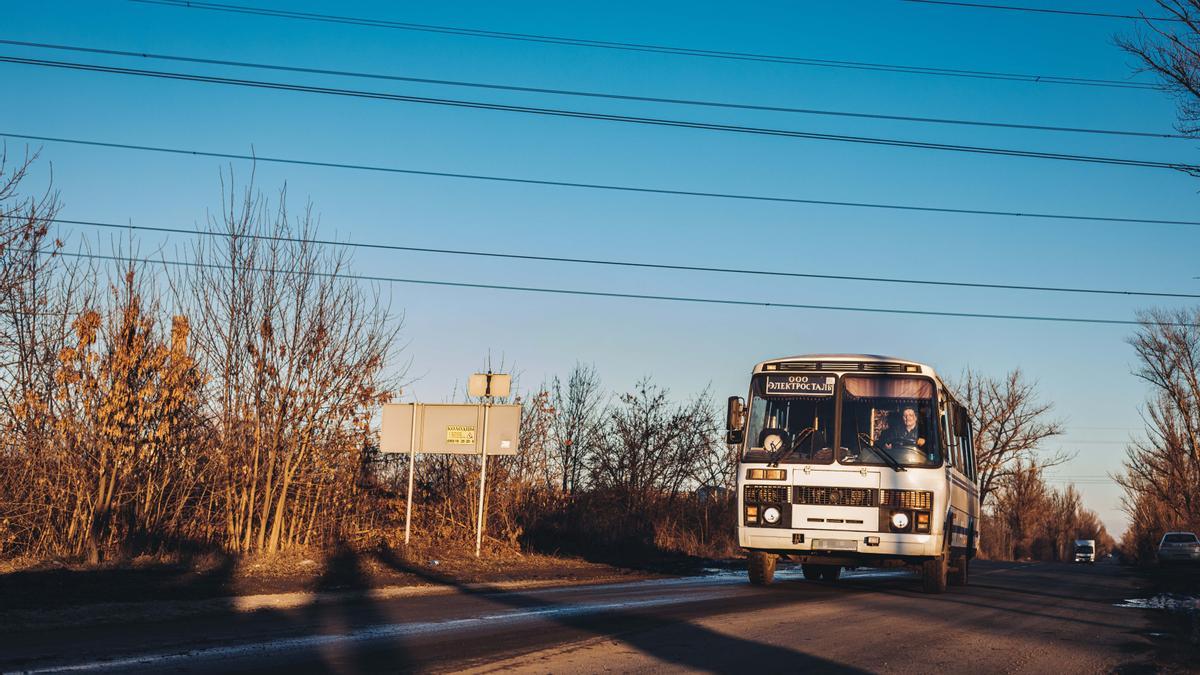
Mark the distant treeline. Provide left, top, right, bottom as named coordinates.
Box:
left=1116, top=308, right=1200, bottom=564
left=979, top=463, right=1114, bottom=561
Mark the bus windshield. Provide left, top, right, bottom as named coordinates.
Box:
left=838, top=375, right=942, bottom=468
left=743, top=374, right=836, bottom=464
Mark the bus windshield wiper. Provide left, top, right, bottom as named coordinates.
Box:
left=769, top=427, right=813, bottom=467
left=857, top=432, right=906, bottom=472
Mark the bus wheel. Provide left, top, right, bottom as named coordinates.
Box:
left=802, top=564, right=822, bottom=580
left=949, top=554, right=969, bottom=586
left=823, top=565, right=842, bottom=582
left=749, top=551, right=777, bottom=585
left=922, top=555, right=948, bottom=594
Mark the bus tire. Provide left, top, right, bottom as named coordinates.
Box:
left=949, top=553, right=969, bottom=586
left=823, top=565, right=842, bottom=582
left=922, top=555, right=948, bottom=594
left=749, top=551, right=776, bottom=585
left=802, top=564, right=821, bottom=580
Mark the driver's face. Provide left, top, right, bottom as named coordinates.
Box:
left=903, top=409, right=917, bottom=428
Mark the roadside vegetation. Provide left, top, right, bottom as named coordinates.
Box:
left=0, top=148, right=1172, bottom=576
left=958, top=369, right=1116, bottom=560
left=0, top=155, right=401, bottom=564
left=1115, top=310, right=1200, bottom=564
left=0, top=155, right=734, bottom=569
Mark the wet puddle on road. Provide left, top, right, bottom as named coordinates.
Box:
left=1114, top=594, right=1200, bottom=612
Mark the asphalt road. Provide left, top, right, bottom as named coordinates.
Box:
left=0, top=559, right=1163, bottom=673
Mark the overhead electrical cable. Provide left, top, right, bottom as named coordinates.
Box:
left=1, top=56, right=1191, bottom=172
left=40, top=250, right=1200, bottom=328
left=899, top=0, right=1181, bottom=21
left=0, top=39, right=1184, bottom=140
left=5, top=131, right=1199, bottom=228
left=55, top=216, right=1200, bottom=300
left=129, top=0, right=1162, bottom=91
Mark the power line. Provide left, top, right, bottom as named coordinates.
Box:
left=899, top=0, right=1180, bottom=22
left=1, top=38, right=1185, bottom=141
left=55, top=217, right=1200, bottom=300
left=6, top=131, right=1200, bottom=228
left=3, top=55, right=1192, bottom=172
left=130, top=0, right=1163, bottom=91
left=39, top=250, right=1200, bottom=328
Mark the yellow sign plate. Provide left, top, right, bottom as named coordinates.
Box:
left=446, top=424, right=476, bottom=445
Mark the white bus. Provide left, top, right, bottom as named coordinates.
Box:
left=726, top=354, right=980, bottom=593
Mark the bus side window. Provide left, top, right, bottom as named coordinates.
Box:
left=950, top=404, right=967, bottom=476
left=955, top=406, right=975, bottom=481
left=944, top=409, right=958, bottom=467
left=967, top=422, right=976, bottom=482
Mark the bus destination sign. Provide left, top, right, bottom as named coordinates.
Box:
left=764, top=374, right=835, bottom=396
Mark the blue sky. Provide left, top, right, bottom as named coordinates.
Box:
left=4, top=0, right=1197, bottom=535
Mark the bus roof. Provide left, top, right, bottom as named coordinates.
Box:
left=752, top=354, right=943, bottom=380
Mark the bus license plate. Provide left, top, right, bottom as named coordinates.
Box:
left=811, top=539, right=857, bottom=551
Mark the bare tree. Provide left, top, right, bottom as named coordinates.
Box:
left=0, top=147, right=95, bottom=559
left=1043, top=485, right=1083, bottom=562
left=1118, top=1, right=1200, bottom=137
left=1116, top=307, right=1200, bottom=559
left=0, top=147, right=59, bottom=301
left=957, top=368, right=1065, bottom=507
left=0, top=147, right=76, bottom=434
left=550, top=363, right=604, bottom=494
left=992, top=460, right=1050, bottom=560
left=512, top=387, right=556, bottom=492
left=589, top=379, right=716, bottom=510
left=179, top=173, right=402, bottom=553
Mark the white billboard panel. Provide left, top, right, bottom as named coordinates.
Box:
left=381, top=403, right=521, bottom=455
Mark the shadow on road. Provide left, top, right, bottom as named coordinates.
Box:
left=299, top=542, right=412, bottom=673
left=0, top=537, right=236, bottom=611
left=369, top=546, right=867, bottom=674
left=824, top=565, right=1137, bottom=633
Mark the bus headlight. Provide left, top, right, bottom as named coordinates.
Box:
left=762, top=507, right=782, bottom=525
left=891, top=511, right=910, bottom=530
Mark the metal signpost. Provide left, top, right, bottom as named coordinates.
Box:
left=380, top=373, right=518, bottom=557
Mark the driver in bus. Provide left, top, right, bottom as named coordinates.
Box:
left=881, top=407, right=926, bottom=450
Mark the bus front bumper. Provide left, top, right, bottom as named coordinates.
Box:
left=741, top=527, right=941, bottom=558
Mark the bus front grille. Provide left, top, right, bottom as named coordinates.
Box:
left=881, top=489, right=934, bottom=510
left=744, top=485, right=789, bottom=504
left=793, top=486, right=878, bottom=507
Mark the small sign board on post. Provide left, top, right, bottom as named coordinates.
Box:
left=468, top=372, right=511, bottom=399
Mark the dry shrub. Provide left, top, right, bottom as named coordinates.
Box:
left=1, top=155, right=736, bottom=567
left=1, top=163, right=403, bottom=562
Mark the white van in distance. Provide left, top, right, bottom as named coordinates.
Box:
left=1073, top=539, right=1095, bottom=564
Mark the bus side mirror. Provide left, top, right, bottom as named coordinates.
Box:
left=726, top=396, right=745, bottom=444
